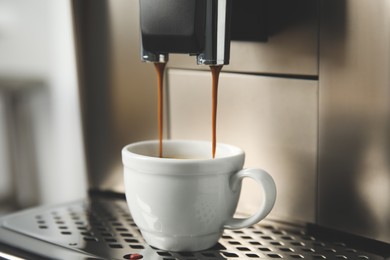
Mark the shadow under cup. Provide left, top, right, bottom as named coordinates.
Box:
left=121, top=140, right=275, bottom=252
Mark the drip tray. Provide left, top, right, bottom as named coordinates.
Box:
left=0, top=197, right=384, bottom=260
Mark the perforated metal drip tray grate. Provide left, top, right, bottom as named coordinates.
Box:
left=0, top=197, right=386, bottom=260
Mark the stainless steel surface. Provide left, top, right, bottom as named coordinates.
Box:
left=168, top=69, right=318, bottom=224
left=318, top=0, right=390, bottom=243
left=195, top=0, right=231, bottom=65
left=169, top=0, right=319, bottom=76
left=73, top=0, right=157, bottom=192
left=0, top=78, right=46, bottom=210
left=0, top=197, right=384, bottom=260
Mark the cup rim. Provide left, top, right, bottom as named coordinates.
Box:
left=122, top=139, right=244, bottom=163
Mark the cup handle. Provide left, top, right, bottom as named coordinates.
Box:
left=224, top=168, right=277, bottom=230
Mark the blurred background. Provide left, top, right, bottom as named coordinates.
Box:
left=0, top=0, right=87, bottom=214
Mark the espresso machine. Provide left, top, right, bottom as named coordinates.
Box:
left=0, top=0, right=390, bottom=259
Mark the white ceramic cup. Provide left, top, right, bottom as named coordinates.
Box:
left=122, top=140, right=276, bottom=252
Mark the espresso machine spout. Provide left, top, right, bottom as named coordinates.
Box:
left=139, top=0, right=232, bottom=65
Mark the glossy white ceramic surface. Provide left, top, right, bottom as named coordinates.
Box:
left=122, top=140, right=276, bottom=251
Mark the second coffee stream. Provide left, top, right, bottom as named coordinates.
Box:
left=154, top=63, right=223, bottom=159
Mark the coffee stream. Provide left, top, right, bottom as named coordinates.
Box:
left=154, top=62, right=166, bottom=158
left=210, top=65, right=223, bottom=158
left=154, top=63, right=223, bottom=159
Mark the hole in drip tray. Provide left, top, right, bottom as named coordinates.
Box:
left=221, top=251, right=239, bottom=257
left=157, top=251, right=172, bottom=257
left=313, top=242, right=326, bottom=247
left=290, top=254, right=304, bottom=258
left=267, top=253, right=283, bottom=258
left=237, top=246, right=250, bottom=251
left=246, top=253, right=260, bottom=258
left=124, top=238, right=138, bottom=243
left=301, top=235, right=315, bottom=240
left=84, top=237, right=98, bottom=242
left=109, top=244, right=123, bottom=249
left=280, top=247, right=294, bottom=252
left=129, top=244, right=144, bottom=249
left=120, top=233, right=133, bottom=237
left=291, top=242, right=305, bottom=246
